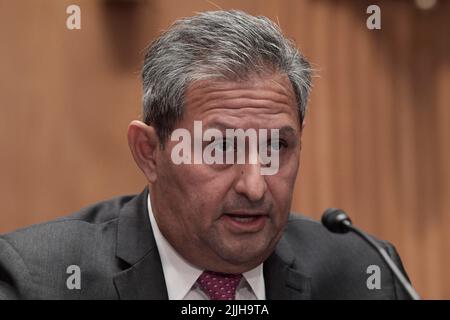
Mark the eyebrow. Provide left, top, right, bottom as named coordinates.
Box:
left=204, top=121, right=298, bottom=137
left=278, top=126, right=297, bottom=137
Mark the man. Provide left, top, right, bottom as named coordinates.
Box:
left=0, top=10, right=411, bottom=300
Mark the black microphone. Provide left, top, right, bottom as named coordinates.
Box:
left=321, top=208, right=421, bottom=300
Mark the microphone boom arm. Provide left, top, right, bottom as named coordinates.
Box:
left=343, top=220, right=421, bottom=300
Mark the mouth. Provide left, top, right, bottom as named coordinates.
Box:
left=221, top=212, right=269, bottom=233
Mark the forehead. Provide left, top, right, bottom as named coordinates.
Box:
left=183, top=73, right=300, bottom=131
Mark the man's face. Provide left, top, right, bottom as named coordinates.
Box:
left=151, top=73, right=302, bottom=273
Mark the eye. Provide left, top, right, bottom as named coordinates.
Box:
left=268, top=139, right=287, bottom=151
left=211, top=139, right=234, bottom=153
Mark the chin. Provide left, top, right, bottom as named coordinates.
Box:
left=217, top=244, right=270, bottom=268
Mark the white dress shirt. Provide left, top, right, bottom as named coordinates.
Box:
left=147, top=195, right=266, bottom=300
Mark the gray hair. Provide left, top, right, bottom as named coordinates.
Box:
left=142, top=10, right=312, bottom=144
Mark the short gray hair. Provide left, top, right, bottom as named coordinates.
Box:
left=142, top=10, right=312, bottom=144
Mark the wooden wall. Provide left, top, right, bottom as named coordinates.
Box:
left=0, top=0, right=448, bottom=299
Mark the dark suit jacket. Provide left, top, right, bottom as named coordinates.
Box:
left=0, top=188, right=411, bottom=299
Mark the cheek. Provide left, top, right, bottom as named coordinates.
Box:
left=277, top=150, right=300, bottom=181
left=268, top=178, right=294, bottom=213
left=160, top=158, right=235, bottom=215
left=193, top=167, right=237, bottom=210
left=267, top=155, right=299, bottom=213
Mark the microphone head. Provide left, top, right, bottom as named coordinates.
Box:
left=321, top=208, right=352, bottom=234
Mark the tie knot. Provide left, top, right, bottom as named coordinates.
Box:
left=197, top=271, right=243, bottom=300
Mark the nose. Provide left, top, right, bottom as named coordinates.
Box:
left=233, top=162, right=267, bottom=202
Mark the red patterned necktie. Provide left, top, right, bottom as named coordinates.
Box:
left=197, top=271, right=243, bottom=300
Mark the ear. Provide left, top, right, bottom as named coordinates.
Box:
left=127, top=120, right=159, bottom=183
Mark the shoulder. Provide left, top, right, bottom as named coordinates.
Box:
left=284, top=213, right=393, bottom=252
left=283, top=213, right=395, bottom=266
left=0, top=193, right=139, bottom=299
left=282, top=213, right=408, bottom=299
left=1, top=193, right=136, bottom=251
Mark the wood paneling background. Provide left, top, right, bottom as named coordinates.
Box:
left=0, top=0, right=449, bottom=299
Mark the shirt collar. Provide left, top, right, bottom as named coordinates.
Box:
left=242, top=262, right=265, bottom=300
left=147, top=194, right=265, bottom=300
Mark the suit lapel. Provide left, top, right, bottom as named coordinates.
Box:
left=264, top=236, right=312, bottom=300
left=113, top=187, right=168, bottom=300
left=113, top=249, right=168, bottom=299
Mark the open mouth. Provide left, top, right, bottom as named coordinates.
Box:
left=226, top=214, right=264, bottom=222
left=222, top=213, right=268, bottom=232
